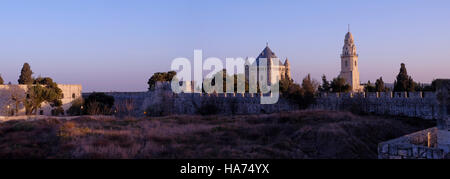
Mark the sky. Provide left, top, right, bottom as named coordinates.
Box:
left=0, top=0, right=449, bottom=92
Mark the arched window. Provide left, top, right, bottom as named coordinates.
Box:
left=72, top=93, right=76, bottom=98
left=355, top=61, right=357, bottom=66
left=345, top=61, right=348, bottom=67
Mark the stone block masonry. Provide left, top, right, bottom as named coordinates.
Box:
left=0, top=84, right=82, bottom=116
left=378, top=79, right=450, bottom=159
left=312, top=92, right=439, bottom=120
left=378, top=127, right=445, bottom=159
left=83, top=82, right=297, bottom=116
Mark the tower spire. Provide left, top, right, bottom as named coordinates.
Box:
left=348, top=24, right=350, bottom=32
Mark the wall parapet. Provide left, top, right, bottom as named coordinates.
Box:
left=313, top=91, right=439, bottom=119
left=318, top=92, right=436, bottom=99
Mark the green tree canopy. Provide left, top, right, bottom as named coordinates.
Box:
left=318, top=74, right=331, bottom=92
left=394, top=63, right=416, bottom=92
left=18, top=63, right=34, bottom=84
left=0, top=74, right=4, bottom=85
left=375, top=77, right=389, bottom=92
left=147, top=71, right=177, bottom=90
left=24, top=77, right=63, bottom=115
left=331, top=77, right=351, bottom=93
left=365, top=80, right=376, bottom=92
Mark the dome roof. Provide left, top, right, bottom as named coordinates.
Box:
left=345, top=32, right=354, bottom=44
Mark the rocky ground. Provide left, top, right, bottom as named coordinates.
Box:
left=0, top=110, right=435, bottom=159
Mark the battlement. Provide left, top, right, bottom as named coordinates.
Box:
left=318, top=91, right=436, bottom=99
left=313, top=91, right=439, bottom=120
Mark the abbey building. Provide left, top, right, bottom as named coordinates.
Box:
left=245, top=44, right=291, bottom=85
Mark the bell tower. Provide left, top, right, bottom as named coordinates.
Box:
left=339, top=26, right=362, bottom=92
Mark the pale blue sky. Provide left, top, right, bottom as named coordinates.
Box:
left=0, top=0, right=449, bottom=92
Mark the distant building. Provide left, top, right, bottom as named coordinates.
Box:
left=339, top=30, right=363, bottom=92
left=0, top=84, right=82, bottom=116
left=245, top=44, right=291, bottom=85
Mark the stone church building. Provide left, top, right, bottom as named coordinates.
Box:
left=245, top=44, right=292, bottom=85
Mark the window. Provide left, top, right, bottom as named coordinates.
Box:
left=355, top=61, right=357, bottom=66
left=72, top=93, right=76, bottom=98
left=345, top=61, right=348, bottom=67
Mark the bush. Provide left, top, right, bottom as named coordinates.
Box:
left=197, top=102, right=219, bottom=116
left=67, top=98, right=84, bottom=116
left=51, top=107, right=65, bottom=116
left=84, top=93, right=115, bottom=115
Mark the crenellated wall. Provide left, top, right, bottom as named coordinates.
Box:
left=378, top=79, right=450, bottom=159
left=312, top=91, right=439, bottom=119
left=84, top=82, right=297, bottom=116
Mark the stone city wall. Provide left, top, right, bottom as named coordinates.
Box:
left=83, top=82, right=297, bottom=116
left=311, top=92, right=439, bottom=120
left=377, top=79, right=450, bottom=159
left=378, top=127, right=445, bottom=159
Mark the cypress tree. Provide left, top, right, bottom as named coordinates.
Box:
left=394, top=63, right=416, bottom=92
left=375, top=77, right=386, bottom=92
left=18, top=63, right=34, bottom=84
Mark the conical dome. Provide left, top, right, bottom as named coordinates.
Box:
left=255, top=45, right=283, bottom=66
left=345, top=32, right=354, bottom=44
left=284, top=58, right=290, bottom=66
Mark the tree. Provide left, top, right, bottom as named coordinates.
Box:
left=0, top=74, right=4, bottom=85
left=67, top=97, right=84, bottom=116
left=23, top=77, right=63, bottom=115
left=394, top=63, right=416, bottom=92
left=318, top=74, right=331, bottom=92
left=375, top=77, right=388, bottom=92
left=84, top=92, right=115, bottom=115
left=280, top=78, right=294, bottom=95
left=25, top=85, right=47, bottom=115
left=280, top=74, right=318, bottom=109
left=331, top=77, right=351, bottom=93
left=421, top=79, right=437, bottom=92
left=147, top=71, right=177, bottom=90
left=9, top=85, right=26, bottom=115
left=365, top=80, right=376, bottom=92
left=301, top=74, right=318, bottom=108
left=302, top=74, right=318, bottom=95
left=18, top=63, right=34, bottom=84
left=34, top=77, right=63, bottom=109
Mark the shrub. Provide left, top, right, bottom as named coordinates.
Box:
left=197, top=102, right=219, bottom=116
left=51, top=107, right=65, bottom=116
left=67, top=98, right=84, bottom=116
left=84, top=93, right=115, bottom=115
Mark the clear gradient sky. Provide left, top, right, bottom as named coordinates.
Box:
left=0, top=0, right=449, bottom=92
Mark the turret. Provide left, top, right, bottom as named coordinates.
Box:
left=284, top=58, right=291, bottom=80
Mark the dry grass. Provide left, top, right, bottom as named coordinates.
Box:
left=0, top=110, right=435, bottom=159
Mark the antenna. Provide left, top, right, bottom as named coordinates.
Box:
left=348, top=24, right=350, bottom=32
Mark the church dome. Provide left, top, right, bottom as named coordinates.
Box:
left=255, top=44, right=283, bottom=66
